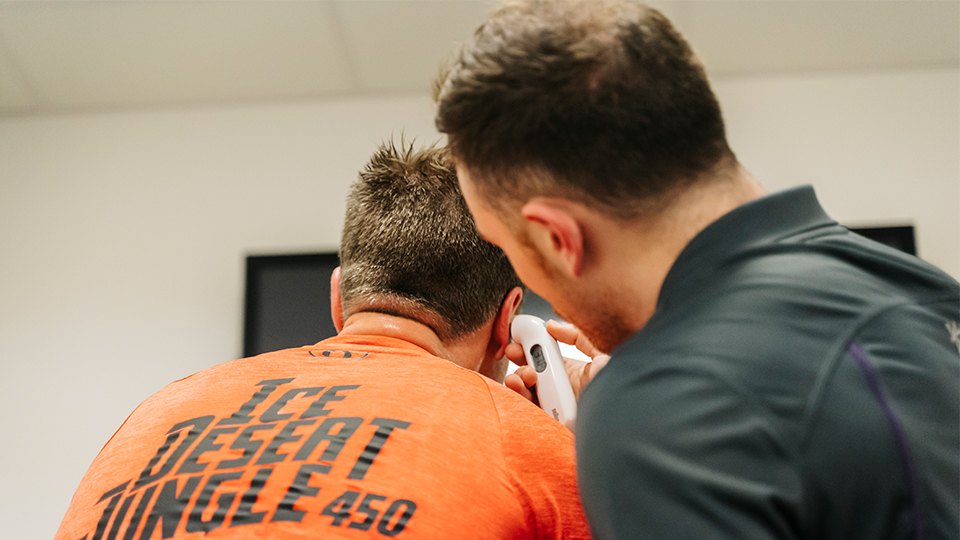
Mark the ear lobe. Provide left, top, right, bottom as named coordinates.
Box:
left=521, top=201, right=585, bottom=277
left=330, top=266, right=344, bottom=333
left=489, top=286, right=524, bottom=361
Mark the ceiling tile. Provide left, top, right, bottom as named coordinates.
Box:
left=0, top=0, right=956, bottom=117
left=0, top=1, right=357, bottom=111
left=336, top=0, right=498, bottom=93
left=678, top=0, right=960, bottom=76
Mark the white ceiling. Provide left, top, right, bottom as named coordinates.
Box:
left=0, top=0, right=957, bottom=118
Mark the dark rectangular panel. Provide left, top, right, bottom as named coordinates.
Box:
left=849, top=225, right=916, bottom=255
left=243, top=253, right=340, bottom=357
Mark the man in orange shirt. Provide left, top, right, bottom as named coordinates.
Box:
left=56, top=142, right=590, bottom=540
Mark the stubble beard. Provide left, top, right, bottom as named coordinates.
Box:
left=553, top=291, right=636, bottom=355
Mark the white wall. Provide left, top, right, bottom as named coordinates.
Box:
left=0, top=68, right=957, bottom=539
left=715, top=69, right=959, bottom=275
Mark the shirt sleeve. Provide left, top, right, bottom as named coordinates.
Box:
left=488, top=382, right=593, bottom=540
left=576, top=363, right=803, bottom=540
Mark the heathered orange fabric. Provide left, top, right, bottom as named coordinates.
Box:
left=56, top=335, right=590, bottom=540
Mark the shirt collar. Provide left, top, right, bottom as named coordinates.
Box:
left=658, top=185, right=836, bottom=309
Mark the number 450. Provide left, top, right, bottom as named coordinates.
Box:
left=322, top=490, right=417, bottom=537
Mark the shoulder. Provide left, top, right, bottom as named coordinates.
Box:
left=477, top=377, right=575, bottom=447
left=475, top=379, right=589, bottom=539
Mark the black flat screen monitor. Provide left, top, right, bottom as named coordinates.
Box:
left=243, top=253, right=340, bottom=357
left=849, top=225, right=916, bottom=256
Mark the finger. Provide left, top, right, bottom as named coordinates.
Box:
left=505, top=342, right=526, bottom=366
left=561, top=357, right=590, bottom=400
left=575, top=353, right=611, bottom=398
left=546, top=320, right=603, bottom=358
left=545, top=320, right=581, bottom=345
left=504, top=373, right=535, bottom=402
left=588, top=353, right=612, bottom=375
left=503, top=373, right=537, bottom=404
left=514, top=365, right=539, bottom=389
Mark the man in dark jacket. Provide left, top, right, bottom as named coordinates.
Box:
left=435, top=1, right=960, bottom=539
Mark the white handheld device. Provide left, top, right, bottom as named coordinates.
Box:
left=510, top=314, right=578, bottom=431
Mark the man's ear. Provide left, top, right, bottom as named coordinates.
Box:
left=521, top=200, right=585, bottom=277
left=488, top=286, right=524, bottom=360
left=330, top=266, right=344, bottom=333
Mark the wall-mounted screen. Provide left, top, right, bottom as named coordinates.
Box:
left=243, top=253, right=340, bottom=357
left=849, top=225, right=916, bottom=256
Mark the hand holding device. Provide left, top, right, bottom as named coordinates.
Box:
left=510, top=314, right=578, bottom=431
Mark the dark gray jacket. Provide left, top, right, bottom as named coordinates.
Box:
left=578, top=186, right=959, bottom=540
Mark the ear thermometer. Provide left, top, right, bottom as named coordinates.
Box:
left=510, top=314, right=577, bottom=431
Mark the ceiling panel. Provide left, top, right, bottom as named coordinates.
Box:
left=0, top=1, right=356, bottom=111
left=0, top=0, right=956, bottom=118
left=678, top=0, right=960, bottom=76
left=336, top=0, right=498, bottom=93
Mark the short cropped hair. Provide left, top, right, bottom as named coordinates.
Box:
left=339, top=141, right=522, bottom=341
left=435, top=0, right=734, bottom=218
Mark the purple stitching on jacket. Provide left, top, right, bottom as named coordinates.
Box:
left=848, top=342, right=924, bottom=540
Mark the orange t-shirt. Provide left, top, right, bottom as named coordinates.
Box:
left=56, top=335, right=590, bottom=540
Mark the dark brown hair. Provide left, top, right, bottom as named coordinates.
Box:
left=339, top=141, right=522, bottom=341
left=435, top=0, right=734, bottom=217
